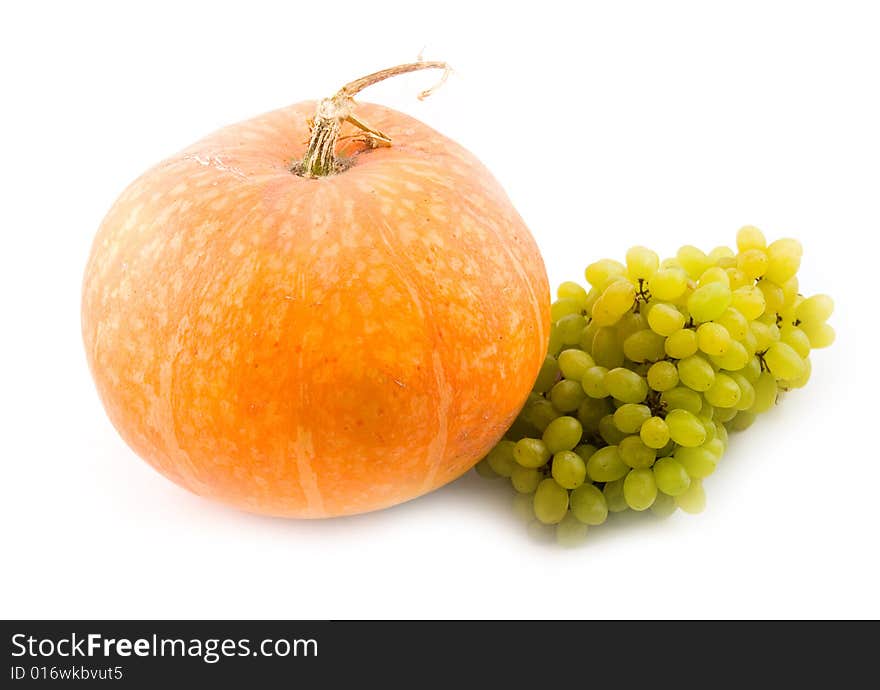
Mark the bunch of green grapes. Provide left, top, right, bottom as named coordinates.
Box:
left=476, top=226, right=834, bottom=544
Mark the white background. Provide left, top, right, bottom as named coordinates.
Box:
left=2, top=0, right=878, bottom=619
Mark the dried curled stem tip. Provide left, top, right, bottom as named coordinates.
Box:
left=294, top=61, right=452, bottom=179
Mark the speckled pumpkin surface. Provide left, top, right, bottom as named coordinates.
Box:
left=82, top=101, right=550, bottom=517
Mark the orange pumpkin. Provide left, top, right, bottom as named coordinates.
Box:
left=82, top=63, right=549, bottom=517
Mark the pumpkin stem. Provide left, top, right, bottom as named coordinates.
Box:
left=293, top=61, right=451, bottom=178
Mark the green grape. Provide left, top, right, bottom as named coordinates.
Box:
left=647, top=302, right=686, bottom=336
left=577, top=397, right=611, bottom=432
left=675, top=479, right=706, bottom=514
left=715, top=421, right=729, bottom=446
left=756, top=279, right=785, bottom=314
left=687, top=282, right=732, bottom=323
left=603, top=279, right=637, bottom=312
left=781, top=276, right=799, bottom=311
left=616, top=311, right=647, bottom=342
left=697, top=403, right=715, bottom=430
left=750, top=371, right=778, bottom=413
left=486, top=440, right=517, bottom=477
left=739, top=356, right=762, bottom=383
left=603, top=478, right=628, bottom=512
left=696, top=322, right=731, bottom=356
left=474, top=458, right=499, bottom=479
left=557, top=281, right=589, bottom=310
left=653, top=457, right=691, bottom=496
left=582, top=288, right=599, bottom=313
left=698, top=417, right=716, bottom=444
left=582, top=366, right=610, bottom=398
left=513, top=438, right=551, bottom=468
left=505, top=416, right=537, bottom=442
left=623, top=468, right=658, bottom=511
left=730, top=286, right=766, bottom=320
left=558, top=348, right=595, bottom=381
left=556, top=512, right=589, bottom=546
left=780, top=325, right=811, bottom=358
left=619, top=435, right=657, bottom=468
left=656, top=438, right=677, bottom=457
left=584, top=300, right=618, bottom=331
left=704, top=438, right=725, bottom=458
left=726, top=267, right=752, bottom=290
left=665, top=328, right=699, bottom=359
left=757, top=311, right=780, bottom=327
left=795, top=294, right=834, bottom=324
left=592, top=327, right=625, bottom=368
left=549, top=379, right=586, bottom=412
left=700, top=401, right=715, bottom=419
left=586, top=445, right=628, bottom=482
left=570, top=483, right=608, bottom=525
left=712, top=405, right=738, bottom=423
left=613, top=403, right=652, bottom=433
left=605, top=367, right=649, bottom=403
left=626, top=245, right=660, bottom=280
left=780, top=300, right=802, bottom=325
left=665, top=408, right=707, bottom=447
left=737, top=248, right=769, bottom=280
left=704, top=372, right=742, bottom=408
left=710, top=339, right=750, bottom=371
left=623, top=329, right=666, bottom=362
left=533, top=479, right=570, bottom=524
left=557, top=313, right=587, bottom=345
left=677, top=245, right=712, bottom=278
left=674, top=446, right=717, bottom=479
left=521, top=397, right=560, bottom=432
left=729, top=411, right=756, bottom=431
left=647, top=360, right=679, bottom=392
left=650, top=491, right=677, bottom=517
left=640, top=416, right=670, bottom=449
left=698, top=266, right=731, bottom=288
left=709, top=245, right=735, bottom=263
left=764, top=238, right=802, bottom=284
left=728, top=372, right=756, bottom=411
left=592, top=281, right=635, bottom=326
left=750, top=320, right=779, bottom=351
left=800, top=321, right=835, bottom=348
left=552, top=450, right=587, bottom=489
left=736, top=225, right=766, bottom=251
left=598, top=414, right=628, bottom=445
left=518, top=391, right=542, bottom=413
left=649, top=268, right=688, bottom=300
left=542, top=416, right=584, bottom=454
left=574, top=443, right=598, bottom=462
left=551, top=298, right=581, bottom=322
left=715, top=308, right=749, bottom=341
left=579, top=322, right=598, bottom=352
left=661, top=386, right=703, bottom=415
left=585, top=258, right=626, bottom=289
left=737, top=337, right=759, bottom=363
left=784, top=356, right=812, bottom=388
left=511, top=465, right=541, bottom=493
left=533, top=355, right=560, bottom=393
left=677, top=355, right=716, bottom=392
left=764, top=342, right=806, bottom=381
left=547, top=323, right=565, bottom=357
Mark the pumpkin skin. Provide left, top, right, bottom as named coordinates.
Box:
left=82, top=101, right=550, bottom=518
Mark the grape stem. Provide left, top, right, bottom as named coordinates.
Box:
left=293, top=60, right=452, bottom=178
left=756, top=349, right=769, bottom=372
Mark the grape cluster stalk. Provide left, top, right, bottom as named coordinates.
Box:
left=476, top=227, right=835, bottom=545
